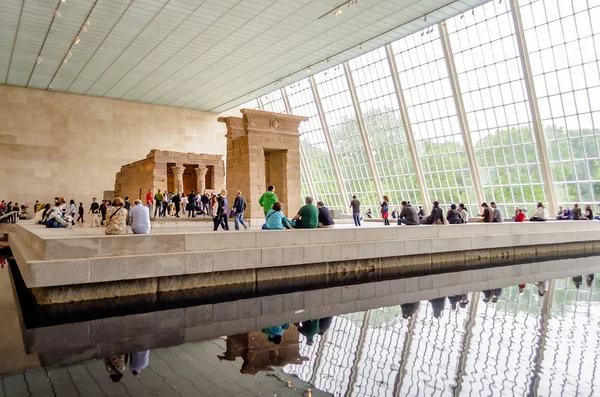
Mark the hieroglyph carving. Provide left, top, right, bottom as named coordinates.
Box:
left=270, top=118, right=285, bottom=129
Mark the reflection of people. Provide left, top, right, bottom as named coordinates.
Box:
left=572, top=276, right=583, bottom=289
left=297, top=320, right=320, bottom=345
left=130, top=350, right=150, bottom=376
left=587, top=274, right=595, bottom=288
left=534, top=281, right=549, bottom=296
left=401, top=302, right=420, bottom=319
left=263, top=324, right=289, bottom=345
left=429, top=297, right=445, bottom=318
left=318, top=317, right=333, bottom=336
left=483, top=288, right=502, bottom=303
left=448, top=295, right=462, bottom=310
left=105, top=355, right=128, bottom=383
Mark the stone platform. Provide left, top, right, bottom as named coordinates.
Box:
left=7, top=220, right=600, bottom=304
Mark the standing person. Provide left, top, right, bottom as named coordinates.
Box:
left=530, top=202, right=547, bottom=221
left=69, top=199, right=77, bottom=219
left=458, top=203, right=468, bottom=223
left=446, top=204, right=462, bottom=224
left=105, top=197, right=127, bottom=235
left=201, top=192, right=210, bottom=217
left=34, top=200, right=43, bottom=213
left=89, top=198, right=101, bottom=227
left=350, top=195, right=361, bottom=226
left=214, top=189, right=229, bottom=231
left=491, top=202, right=504, bottom=223
left=145, top=189, right=153, bottom=217
left=477, top=202, right=493, bottom=223
left=130, top=200, right=151, bottom=235
left=153, top=189, right=164, bottom=218
left=100, top=200, right=107, bottom=225
left=124, top=196, right=131, bottom=214
left=398, top=201, right=419, bottom=225
left=187, top=190, right=197, bottom=218
left=317, top=201, right=335, bottom=228
left=380, top=195, right=390, bottom=225
left=172, top=192, right=181, bottom=217
left=161, top=193, right=169, bottom=217
left=259, top=185, right=278, bottom=216
left=77, top=202, right=84, bottom=223
left=233, top=191, right=247, bottom=231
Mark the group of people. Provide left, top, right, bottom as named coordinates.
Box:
left=556, top=204, right=596, bottom=220
left=263, top=317, right=333, bottom=346
left=145, top=189, right=216, bottom=219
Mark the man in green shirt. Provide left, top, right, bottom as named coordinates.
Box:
left=292, top=196, right=319, bottom=228
left=153, top=189, right=164, bottom=218
left=258, top=185, right=278, bottom=216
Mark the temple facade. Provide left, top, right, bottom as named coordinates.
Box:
left=114, top=149, right=224, bottom=200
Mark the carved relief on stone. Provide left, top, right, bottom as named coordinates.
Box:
left=269, top=117, right=285, bottom=129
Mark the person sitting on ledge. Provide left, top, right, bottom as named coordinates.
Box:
left=292, top=196, right=319, bottom=229
left=458, top=203, right=468, bottom=223
left=398, top=200, right=419, bottom=225
left=572, top=203, right=587, bottom=220
left=557, top=207, right=571, bottom=220
left=530, top=202, right=547, bottom=221
left=130, top=200, right=151, bottom=235
left=45, top=203, right=71, bottom=229
left=476, top=202, right=493, bottom=223
left=491, top=202, right=503, bottom=223
left=264, top=202, right=294, bottom=230
left=317, top=201, right=335, bottom=228
left=421, top=201, right=444, bottom=224
left=514, top=208, right=526, bottom=222
left=105, top=197, right=127, bottom=235
left=446, top=204, right=462, bottom=224
left=585, top=204, right=594, bottom=220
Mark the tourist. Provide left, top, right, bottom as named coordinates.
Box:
left=318, top=317, right=333, bottom=336
left=105, top=355, right=127, bottom=383
left=401, top=302, right=420, bottom=319
left=572, top=275, right=583, bottom=289
left=33, top=204, right=46, bottom=224
left=213, top=189, right=229, bottom=231
left=296, top=320, right=320, bottom=346
left=130, top=200, right=151, bottom=234
left=448, top=295, right=462, bottom=310
left=429, top=297, right=445, bottom=318
left=187, top=190, right=196, bottom=218
left=421, top=201, right=444, bottom=224
left=105, top=197, right=127, bottom=235
left=45, top=203, right=71, bottom=228
left=259, top=185, right=278, bottom=216
left=89, top=198, right=101, bottom=227
left=398, top=200, right=419, bottom=225
left=446, top=204, right=462, bottom=224
left=160, top=193, right=169, bottom=217
left=514, top=208, right=526, bottom=222
left=534, top=281, right=549, bottom=296
left=477, top=202, right=493, bottom=223
left=130, top=350, right=150, bottom=376
left=172, top=192, right=181, bottom=217
left=100, top=200, right=107, bottom=225
left=458, top=203, right=468, bottom=223
left=68, top=199, right=76, bottom=220
left=145, top=188, right=153, bottom=216
left=350, top=195, right=361, bottom=226
left=380, top=195, right=390, bottom=225
left=77, top=202, right=84, bottom=223
left=530, top=202, right=547, bottom=221
left=153, top=189, right=164, bottom=218
left=557, top=207, right=571, bottom=220
left=587, top=274, right=594, bottom=288
left=264, top=202, right=293, bottom=230
left=585, top=204, right=594, bottom=220
left=417, top=206, right=425, bottom=220
left=233, top=191, right=247, bottom=230
left=34, top=200, right=43, bottom=213
left=201, top=192, right=210, bottom=216
left=483, top=288, right=502, bottom=303
left=391, top=208, right=399, bottom=219
left=263, top=324, right=289, bottom=345
left=124, top=196, right=131, bottom=214
left=317, top=201, right=335, bottom=228
left=490, top=202, right=503, bottom=223
left=518, top=284, right=527, bottom=293
left=292, top=196, right=319, bottom=229
left=365, top=208, right=373, bottom=218
left=572, top=203, right=586, bottom=220
left=556, top=206, right=564, bottom=218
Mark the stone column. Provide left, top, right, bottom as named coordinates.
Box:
left=171, top=166, right=185, bottom=194
left=195, top=167, right=208, bottom=193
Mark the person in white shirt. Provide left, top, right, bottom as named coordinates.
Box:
left=130, top=200, right=151, bottom=234
left=530, top=202, right=547, bottom=222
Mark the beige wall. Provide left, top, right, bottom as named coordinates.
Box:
left=0, top=85, right=231, bottom=209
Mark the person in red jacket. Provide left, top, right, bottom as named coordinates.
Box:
left=145, top=189, right=153, bottom=220
left=514, top=208, right=526, bottom=222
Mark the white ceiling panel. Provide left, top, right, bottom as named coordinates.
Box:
left=1, top=0, right=489, bottom=112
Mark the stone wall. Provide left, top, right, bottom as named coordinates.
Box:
left=0, top=85, right=232, bottom=207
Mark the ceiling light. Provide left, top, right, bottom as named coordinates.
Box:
left=55, top=10, right=61, bottom=17
left=85, top=19, right=90, bottom=26
left=306, top=66, right=311, bottom=73
left=82, top=26, right=87, bottom=32
left=61, top=0, right=66, bottom=2
left=75, top=36, right=80, bottom=44
left=36, top=56, right=42, bottom=65
left=424, top=15, right=427, bottom=22
left=334, top=9, right=341, bottom=16
left=63, top=58, right=68, bottom=64
left=67, top=51, right=72, bottom=59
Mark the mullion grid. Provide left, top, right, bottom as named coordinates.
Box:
left=349, top=47, right=424, bottom=207
left=261, top=89, right=287, bottom=113
left=239, top=99, right=261, bottom=109
left=520, top=0, right=600, bottom=206
left=448, top=0, right=547, bottom=216
left=285, top=81, right=345, bottom=210
left=315, top=66, right=379, bottom=207
left=300, top=161, right=311, bottom=199
left=391, top=26, right=478, bottom=212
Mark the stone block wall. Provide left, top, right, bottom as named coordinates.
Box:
left=0, top=85, right=233, bottom=207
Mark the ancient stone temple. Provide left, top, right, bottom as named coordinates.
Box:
left=114, top=150, right=224, bottom=199
left=219, top=109, right=308, bottom=218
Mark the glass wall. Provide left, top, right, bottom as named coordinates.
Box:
left=447, top=0, right=547, bottom=216
left=391, top=26, right=478, bottom=211
left=243, top=0, right=600, bottom=215
left=348, top=47, right=423, bottom=206
left=520, top=0, right=600, bottom=205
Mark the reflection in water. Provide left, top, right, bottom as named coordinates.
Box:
left=283, top=274, right=599, bottom=397
left=105, top=350, right=151, bottom=382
